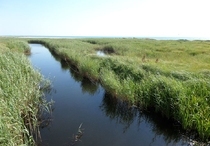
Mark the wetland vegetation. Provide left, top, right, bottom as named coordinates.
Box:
left=0, top=38, right=49, bottom=145
left=0, top=37, right=210, bottom=145
left=28, top=38, right=210, bottom=142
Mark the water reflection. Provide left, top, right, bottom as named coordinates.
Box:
left=100, top=92, right=188, bottom=145
left=144, top=111, right=185, bottom=145
left=58, top=57, right=100, bottom=95
left=80, top=77, right=99, bottom=95
left=96, top=51, right=106, bottom=56
left=100, top=92, right=137, bottom=132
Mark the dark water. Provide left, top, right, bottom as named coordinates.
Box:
left=28, top=44, right=190, bottom=146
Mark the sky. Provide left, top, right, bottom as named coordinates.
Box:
left=0, top=0, right=210, bottom=37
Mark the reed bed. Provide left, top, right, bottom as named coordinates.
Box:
left=0, top=38, right=48, bottom=145
left=28, top=38, right=210, bottom=142
left=0, top=37, right=31, bottom=54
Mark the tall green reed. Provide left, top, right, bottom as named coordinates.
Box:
left=0, top=38, right=50, bottom=145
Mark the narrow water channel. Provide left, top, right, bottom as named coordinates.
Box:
left=28, top=44, right=190, bottom=146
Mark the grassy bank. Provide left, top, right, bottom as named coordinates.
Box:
left=28, top=38, right=210, bottom=142
left=0, top=38, right=47, bottom=145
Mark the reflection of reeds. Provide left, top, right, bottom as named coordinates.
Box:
left=100, top=92, right=206, bottom=145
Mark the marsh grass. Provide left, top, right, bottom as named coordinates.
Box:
left=0, top=37, right=31, bottom=54
left=28, top=38, right=210, bottom=142
left=0, top=38, right=50, bottom=145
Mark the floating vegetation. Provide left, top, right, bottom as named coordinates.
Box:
left=71, top=123, right=84, bottom=145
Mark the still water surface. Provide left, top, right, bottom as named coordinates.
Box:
left=28, top=44, right=190, bottom=146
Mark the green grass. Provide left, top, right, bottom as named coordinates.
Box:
left=28, top=38, right=210, bottom=142
left=0, top=38, right=48, bottom=145
left=0, top=37, right=31, bottom=54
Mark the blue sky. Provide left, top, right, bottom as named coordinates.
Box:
left=0, top=0, right=210, bottom=37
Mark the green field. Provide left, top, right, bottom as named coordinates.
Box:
left=0, top=38, right=49, bottom=145
left=29, top=38, right=210, bottom=142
